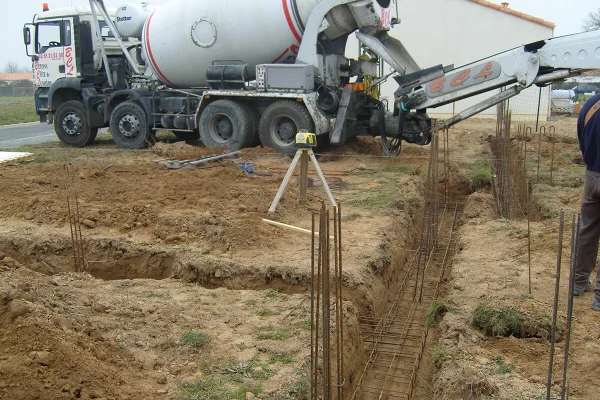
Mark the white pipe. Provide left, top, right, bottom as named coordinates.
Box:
left=89, top=0, right=113, bottom=87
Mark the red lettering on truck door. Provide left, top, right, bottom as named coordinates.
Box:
left=65, top=47, right=74, bottom=76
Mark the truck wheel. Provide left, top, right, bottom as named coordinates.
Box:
left=199, top=100, right=253, bottom=150
left=110, top=101, right=152, bottom=149
left=54, top=100, right=98, bottom=147
left=172, top=130, right=200, bottom=142
left=240, top=103, right=260, bottom=147
left=258, top=101, right=314, bottom=155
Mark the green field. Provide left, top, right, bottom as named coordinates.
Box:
left=0, top=96, right=38, bottom=126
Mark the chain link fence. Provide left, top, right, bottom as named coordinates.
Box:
left=0, top=86, right=35, bottom=97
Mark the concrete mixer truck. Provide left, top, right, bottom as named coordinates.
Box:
left=22, top=0, right=600, bottom=155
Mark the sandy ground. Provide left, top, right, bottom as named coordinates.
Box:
left=430, top=116, right=600, bottom=400
left=0, top=135, right=426, bottom=399
left=0, top=116, right=596, bottom=400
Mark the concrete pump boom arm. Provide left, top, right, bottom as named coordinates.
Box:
left=396, top=30, right=600, bottom=129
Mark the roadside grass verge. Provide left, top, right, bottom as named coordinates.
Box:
left=0, top=97, right=38, bottom=126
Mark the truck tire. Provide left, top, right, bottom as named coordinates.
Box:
left=199, top=100, right=253, bottom=150
left=54, top=100, right=98, bottom=147
left=240, top=103, right=260, bottom=147
left=258, top=101, right=314, bottom=155
left=173, top=130, right=200, bottom=142
left=109, top=100, right=153, bottom=149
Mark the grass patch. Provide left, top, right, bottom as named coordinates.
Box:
left=221, top=361, right=254, bottom=378
left=0, top=97, right=38, bottom=126
left=470, top=170, right=492, bottom=192
left=431, top=345, right=456, bottom=369
left=343, top=213, right=362, bottom=221
left=268, top=351, right=294, bottom=364
left=472, top=303, right=522, bottom=337
left=458, top=159, right=492, bottom=192
left=264, top=289, right=279, bottom=299
left=489, top=356, right=515, bottom=374
left=147, top=291, right=170, bottom=299
left=348, top=191, right=398, bottom=209
left=236, top=342, right=247, bottom=351
left=257, top=328, right=288, bottom=341
left=12, top=147, right=70, bottom=163
left=383, top=165, right=413, bottom=174
left=368, top=253, right=392, bottom=273
left=256, top=308, right=280, bottom=317
left=426, top=298, right=458, bottom=325
left=181, top=330, right=211, bottom=347
left=179, top=376, right=262, bottom=400
left=287, top=373, right=310, bottom=399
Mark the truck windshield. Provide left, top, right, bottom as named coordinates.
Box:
left=36, top=20, right=71, bottom=54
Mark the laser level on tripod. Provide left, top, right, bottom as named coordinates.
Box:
left=268, top=130, right=337, bottom=213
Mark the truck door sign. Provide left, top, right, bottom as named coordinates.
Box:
left=65, top=46, right=74, bottom=76
left=425, top=61, right=502, bottom=98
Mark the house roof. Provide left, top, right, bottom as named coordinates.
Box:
left=0, top=73, right=32, bottom=81
left=467, top=0, right=556, bottom=29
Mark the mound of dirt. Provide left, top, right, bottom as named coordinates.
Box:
left=463, top=192, right=497, bottom=221
left=0, top=255, right=322, bottom=400
left=0, top=262, right=161, bottom=400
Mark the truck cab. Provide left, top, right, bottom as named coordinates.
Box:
left=23, top=4, right=137, bottom=145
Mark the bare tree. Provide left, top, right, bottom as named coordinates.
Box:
left=582, top=8, right=600, bottom=31
left=3, top=61, right=30, bottom=74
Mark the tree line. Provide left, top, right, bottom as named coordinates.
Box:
left=582, top=8, right=600, bottom=31
left=3, top=61, right=31, bottom=74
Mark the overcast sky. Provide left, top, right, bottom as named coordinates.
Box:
left=3, top=0, right=598, bottom=71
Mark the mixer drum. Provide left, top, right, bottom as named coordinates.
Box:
left=141, top=0, right=394, bottom=87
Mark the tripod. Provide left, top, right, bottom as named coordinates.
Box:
left=268, top=147, right=337, bottom=213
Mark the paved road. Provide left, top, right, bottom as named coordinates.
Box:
left=0, top=122, right=58, bottom=148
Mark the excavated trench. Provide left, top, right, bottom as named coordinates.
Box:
left=0, top=181, right=474, bottom=400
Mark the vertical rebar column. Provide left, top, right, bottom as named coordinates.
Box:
left=334, top=206, right=343, bottom=400
left=546, top=212, right=564, bottom=400
left=561, top=213, right=580, bottom=399
left=311, top=213, right=317, bottom=400
left=338, top=202, right=344, bottom=400
left=527, top=177, right=532, bottom=294
left=444, top=128, right=450, bottom=201
left=315, top=206, right=323, bottom=400
left=503, top=112, right=512, bottom=218
left=321, top=204, right=329, bottom=400
left=537, top=126, right=545, bottom=182
left=415, top=146, right=433, bottom=300
left=550, top=138, right=555, bottom=187
left=434, top=124, right=440, bottom=247
left=64, top=163, right=86, bottom=273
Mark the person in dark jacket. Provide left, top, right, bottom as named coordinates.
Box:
left=574, top=92, right=600, bottom=311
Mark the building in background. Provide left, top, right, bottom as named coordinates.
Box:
left=0, top=73, right=34, bottom=97
left=347, top=0, right=555, bottom=122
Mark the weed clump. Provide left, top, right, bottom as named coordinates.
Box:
left=471, top=303, right=522, bottom=337
left=489, top=356, right=515, bottom=374
left=257, top=328, right=287, bottom=341
left=470, top=170, right=492, bottom=192
left=426, top=298, right=458, bottom=325
left=182, top=330, right=211, bottom=347
left=431, top=345, right=456, bottom=369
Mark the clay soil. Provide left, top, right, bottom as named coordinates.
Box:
left=1, top=116, right=597, bottom=400
left=0, top=132, right=428, bottom=400
left=430, top=116, right=600, bottom=400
